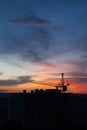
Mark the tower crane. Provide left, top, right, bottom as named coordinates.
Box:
left=30, top=73, right=69, bottom=92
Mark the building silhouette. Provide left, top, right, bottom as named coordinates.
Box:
left=0, top=89, right=87, bottom=129
left=8, top=89, right=73, bottom=130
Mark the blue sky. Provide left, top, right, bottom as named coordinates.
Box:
left=0, top=0, right=87, bottom=93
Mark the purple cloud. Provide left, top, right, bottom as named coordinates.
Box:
left=68, top=77, right=87, bottom=84
left=9, top=16, right=51, bottom=25
left=0, top=76, right=32, bottom=86
left=9, top=16, right=64, bottom=31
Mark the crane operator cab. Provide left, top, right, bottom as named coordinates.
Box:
left=62, top=85, right=67, bottom=91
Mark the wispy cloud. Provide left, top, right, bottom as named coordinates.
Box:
left=0, top=28, right=52, bottom=64
left=9, top=16, right=64, bottom=31
left=66, top=72, right=87, bottom=77
left=9, top=16, right=51, bottom=25
left=68, top=77, right=87, bottom=84
left=0, top=76, right=32, bottom=86
left=49, top=72, right=87, bottom=78
left=42, top=76, right=87, bottom=85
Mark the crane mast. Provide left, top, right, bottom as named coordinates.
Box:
left=61, top=73, right=64, bottom=86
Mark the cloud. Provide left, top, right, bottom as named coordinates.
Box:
left=0, top=27, right=55, bottom=64
left=69, top=77, right=87, bottom=84
left=66, top=72, right=87, bottom=77
left=1, top=17, right=87, bottom=70
left=9, top=16, right=51, bottom=25
left=65, top=72, right=87, bottom=84
left=0, top=76, right=32, bottom=86
left=48, top=72, right=87, bottom=78
left=43, top=76, right=87, bottom=85
left=45, top=72, right=87, bottom=78
left=9, top=16, right=64, bottom=31
left=0, top=72, right=3, bottom=75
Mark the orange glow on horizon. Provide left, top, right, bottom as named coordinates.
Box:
left=0, top=69, right=87, bottom=93
left=0, top=81, right=87, bottom=94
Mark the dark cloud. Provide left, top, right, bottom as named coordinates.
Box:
left=9, top=16, right=64, bottom=31
left=67, top=72, right=87, bottom=77
left=0, top=27, right=55, bottom=64
left=47, top=72, right=87, bottom=77
left=21, top=29, right=53, bottom=63
left=0, top=72, right=3, bottom=75
left=69, top=77, right=87, bottom=84
left=0, top=2, right=86, bottom=67
left=44, top=76, right=87, bottom=84
left=9, top=16, right=51, bottom=25
left=0, top=76, right=32, bottom=86
left=46, top=72, right=87, bottom=84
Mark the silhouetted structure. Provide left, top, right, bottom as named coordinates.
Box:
left=8, top=90, right=73, bottom=130
left=1, top=90, right=87, bottom=129
left=30, top=73, right=69, bottom=92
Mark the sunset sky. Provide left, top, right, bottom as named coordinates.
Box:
left=0, top=0, right=87, bottom=93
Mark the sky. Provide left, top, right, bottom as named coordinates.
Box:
left=0, top=0, right=87, bottom=93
